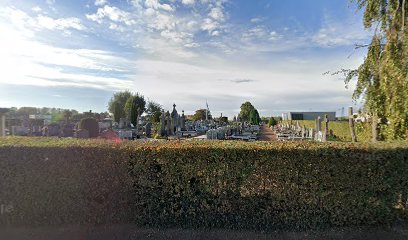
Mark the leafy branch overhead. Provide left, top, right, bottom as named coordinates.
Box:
left=347, top=0, right=408, bottom=140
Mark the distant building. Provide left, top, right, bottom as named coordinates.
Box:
left=282, top=112, right=336, bottom=121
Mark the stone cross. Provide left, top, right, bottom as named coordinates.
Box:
left=324, top=114, right=329, bottom=138
left=181, top=110, right=186, bottom=131
left=136, top=108, right=141, bottom=137
left=166, top=113, right=171, bottom=136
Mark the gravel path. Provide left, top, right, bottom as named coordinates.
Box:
left=257, top=124, right=277, bottom=141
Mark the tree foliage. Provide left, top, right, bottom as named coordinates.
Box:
left=349, top=0, right=408, bottom=140
left=193, top=109, right=210, bottom=121
left=268, top=117, right=278, bottom=127
left=239, top=101, right=261, bottom=124
left=108, top=90, right=132, bottom=123
left=146, top=101, right=163, bottom=123
left=249, top=109, right=261, bottom=125
left=239, top=102, right=254, bottom=122
left=124, top=93, right=146, bottom=126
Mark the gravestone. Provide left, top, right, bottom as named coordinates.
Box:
left=160, top=111, right=166, bottom=136
left=75, top=129, right=89, bottom=139
left=171, top=104, right=179, bottom=134
left=119, top=118, right=126, bottom=129
left=100, top=129, right=119, bottom=141
left=0, top=108, right=9, bottom=137
left=349, top=107, right=357, bottom=142
left=47, top=124, right=60, bottom=136
left=63, top=124, right=75, bottom=137
left=145, top=122, right=152, bottom=138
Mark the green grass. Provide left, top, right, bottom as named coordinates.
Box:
left=282, top=120, right=372, bottom=142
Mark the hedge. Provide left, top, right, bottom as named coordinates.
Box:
left=0, top=137, right=407, bottom=231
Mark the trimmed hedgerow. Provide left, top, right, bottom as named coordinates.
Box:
left=0, top=137, right=407, bottom=230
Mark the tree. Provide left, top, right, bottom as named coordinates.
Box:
left=108, top=90, right=132, bottom=123
left=239, top=101, right=255, bottom=122
left=249, top=109, right=260, bottom=125
left=146, top=101, right=163, bottom=123
left=51, top=111, right=64, bottom=123
left=17, top=107, right=38, bottom=115
left=239, top=101, right=261, bottom=124
left=219, top=116, right=228, bottom=123
left=348, top=0, right=408, bottom=140
left=193, top=109, right=209, bottom=121
left=63, top=110, right=72, bottom=124
left=268, top=117, right=277, bottom=127
left=124, top=93, right=146, bottom=126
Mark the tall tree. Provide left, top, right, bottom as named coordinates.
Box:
left=146, top=101, right=163, bottom=123
left=124, top=93, right=146, bottom=126
left=63, top=110, right=72, bottom=124
left=108, top=90, right=132, bottom=123
left=193, top=109, right=210, bottom=121
left=239, top=102, right=255, bottom=122
left=349, top=0, right=408, bottom=140
left=249, top=109, right=261, bottom=125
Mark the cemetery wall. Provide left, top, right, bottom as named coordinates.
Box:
left=0, top=138, right=407, bottom=230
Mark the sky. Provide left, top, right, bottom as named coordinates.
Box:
left=0, top=0, right=371, bottom=118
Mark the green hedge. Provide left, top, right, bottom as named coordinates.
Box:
left=282, top=120, right=372, bottom=142
left=0, top=137, right=407, bottom=230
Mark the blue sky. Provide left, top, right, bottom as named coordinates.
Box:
left=0, top=0, right=370, bottom=117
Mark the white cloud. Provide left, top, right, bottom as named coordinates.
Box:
left=0, top=7, right=85, bottom=32
left=144, top=0, right=174, bottom=11
left=312, top=13, right=370, bottom=47
left=95, top=0, right=107, bottom=6
left=32, top=6, right=42, bottom=13
left=46, top=0, right=55, bottom=5
left=36, top=15, right=85, bottom=31
left=86, top=5, right=135, bottom=25
left=242, top=26, right=267, bottom=40
left=269, top=31, right=282, bottom=41
left=208, top=7, right=224, bottom=21
left=0, top=14, right=133, bottom=90
left=201, top=18, right=219, bottom=34
left=250, top=17, right=265, bottom=23
left=182, top=0, right=195, bottom=5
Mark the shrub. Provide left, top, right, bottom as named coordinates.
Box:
left=0, top=137, right=407, bottom=230
left=79, top=117, right=99, bottom=138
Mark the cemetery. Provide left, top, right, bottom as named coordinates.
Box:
left=0, top=104, right=383, bottom=144
left=0, top=102, right=265, bottom=142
